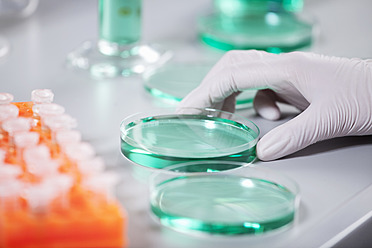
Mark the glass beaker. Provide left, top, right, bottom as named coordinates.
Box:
left=67, top=0, right=172, bottom=78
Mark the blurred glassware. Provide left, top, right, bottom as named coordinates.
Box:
left=0, top=0, right=39, bottom=18
left=0, top=36, right=9, bottom=58
left=67, top=0, right=172, bottom=78
left=198, top=0, right=314, bottom=53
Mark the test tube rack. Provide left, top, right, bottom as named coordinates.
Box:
left=0, top=90, right=127, bottom=248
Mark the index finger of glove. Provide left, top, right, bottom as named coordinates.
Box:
left=179, top=50, right=293, bottom=109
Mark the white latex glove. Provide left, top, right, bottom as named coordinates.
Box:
left=178, top=50, right=372, bottom=161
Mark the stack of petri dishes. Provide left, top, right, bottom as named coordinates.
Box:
left=120, top=107, right=300, bottom=236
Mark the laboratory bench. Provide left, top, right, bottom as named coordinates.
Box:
left=1, top=0, right=372, bottom=247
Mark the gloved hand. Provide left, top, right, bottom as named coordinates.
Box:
left=178, top=50, right=372, bottom=161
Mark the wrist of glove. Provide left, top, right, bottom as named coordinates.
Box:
left=179, top=51, right=372, bottom=161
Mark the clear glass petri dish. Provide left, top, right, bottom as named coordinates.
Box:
left=149, top=161, right=300, bottom=236
left=143, top=63, right=257, bottom=109
left=198, top=12, right=314, bottom=53
left=120, top=107, right=259, bottom=170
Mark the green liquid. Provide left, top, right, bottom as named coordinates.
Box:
left=199, top=0, right=311, bottom=52
left=151, top=175, right=296, bottom=235
left=199, top=12, right=312, bottom=52
left=121, top=115, right=257, bottom=169
left=99, top=0, right=141, bottom=44
left=214, top=0, right=303, bottom=17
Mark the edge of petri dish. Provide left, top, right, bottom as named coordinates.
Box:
left=148, top=161, right=301, bottom=237
left=120, top=107, right=260, bottom=170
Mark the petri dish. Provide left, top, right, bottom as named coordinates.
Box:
left=143, top=63, right=257, bottom=109
left=149, top=161, right=300, bottom=236
left=120, top=107, right=259, bottom=170
left=198, top=12, right=313, bottom=53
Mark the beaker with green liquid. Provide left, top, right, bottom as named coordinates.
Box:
left=67, top=0, right=172, bottom=78
left=98, top=0, right=141, bottom=55
left=199, top=0, right=314, bottom=53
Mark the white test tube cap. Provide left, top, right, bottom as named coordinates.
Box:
left=2, top=117, right=32, bottom=135
left=64, top=142, right=95, bottom=162
left=32, top=103, right=65, bottom=117
left=83, top=172, right=120, bottom=200
left=0, top=104, right=19, bottom=122
left=14, top=131, right=40, bottom=148
left=23, top=144, right=51, bottom=164
left=0, top=148, right=6, bottom=162
left=27, top=159, right=59, bottom=178
left=31, top=89, right=54, bottom=104
left=23, top=181, right=58, bottom=213
left=44, top=174, right=74, bottom=195
left=43, top=114, right=77, bottom=131
left=0, top=180, right=22, bottom=199
left=0, top=164, right=22, bottom=181
left=0, top=93, right=14, bottom=105
left=77, top=156, right=105, bottom=176
left=55, top=129, right=82, bottom=147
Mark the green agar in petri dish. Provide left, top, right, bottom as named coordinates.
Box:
left=121, top=115, right=258, bottom=169
left=151, top=175, right=296, bottom=235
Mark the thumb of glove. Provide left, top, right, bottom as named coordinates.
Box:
left=257, top=104, right=327, bottom=161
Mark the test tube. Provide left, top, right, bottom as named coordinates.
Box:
left=23, top=144, right=51, bottom=163
left=55, top=129, right=82, bottom=152
left=22, top=181, right=59, bottom=214
left=0, top=164, right=22, bottom=181
left=82, top=171, right=119, bottom=204
left=2, top=117, right=32, bottom=135
left=23, top=145, right=59, bottom=178
left=43, top=114, right=77, bottom=132
left=43, top=114, right=78, bottom=148
left=13, top=131, right=40, bottom=163
left=0, top=148, right=5, bottom=162
left=26, top=158, right=59, bottom=178
left=1, top=117, right=32, bottom=149
left=64, top=142, right=96, bottom=162
left=32, top=103, right=65, bottom=130
left=31, top=89, right=54, bottom=104
left=43, top=174, right=74, bottom=209
left=0, top=104, right=20, bottom=128
left=0, top=92, right=14, bottom=105
left=63, top=142, right=96, bottom=175
left=0, top=104, right=19, bottom=145
left=0, top=180, right=23, bottom=211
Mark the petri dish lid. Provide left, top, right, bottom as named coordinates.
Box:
left=143, top=63, right=257, bottom=109
left=120, top=107, right=259, bottom=170
left=149, top=161, right=300, bottom=236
